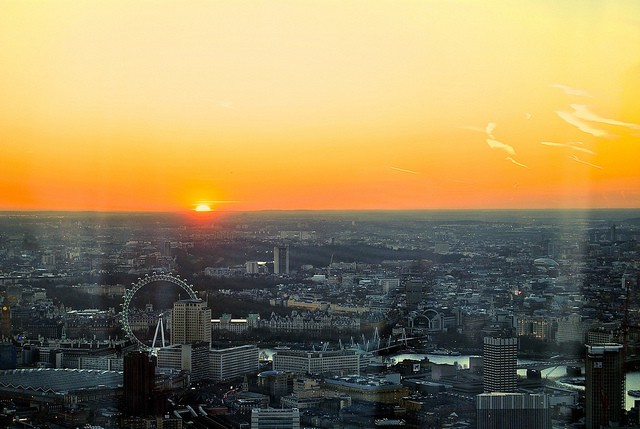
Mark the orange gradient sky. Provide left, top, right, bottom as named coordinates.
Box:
left=2, top=1, right=640, bottom=212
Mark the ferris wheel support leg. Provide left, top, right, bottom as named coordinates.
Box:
left=152, top=316, right=164, bottom=349
left=160, top=318, right=166, bottom=348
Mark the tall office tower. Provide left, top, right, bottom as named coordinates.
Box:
left=171, top=299, right=212, bottom=347
left=585, top=344, right=625, bottom=429
left=483, top=337, right=518, bottom=393
left=163, top=241, right=172, bottom=257
left=477, top=393, right=551, bottom=429
left=0, top=305, right=11, bottom=338
left=251, top=408, right=300, bottom=429
left=273, top=245, right=290, bottom=274
left=123, top=351, right=157, bottom=416
left=405, top=280, right=423, bottom=310
left=0, top=343, right=17, bottom=370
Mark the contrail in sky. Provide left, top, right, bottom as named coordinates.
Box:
left=570, top=155, right=603, bottom=169
left=506, top=157, right=529, bottom=168
left=390, top=166, right=421, bottom=175
left=549, top=84, right=593, bottom=97
left=460, top=122, right=496, bottom=137
left=541, top=141, right=595, bottom=155
left=459, top=125, right=485, bottom=133
left=194, top=200, right=240, bottom=204
left=487, top=138, right=516, bottom=156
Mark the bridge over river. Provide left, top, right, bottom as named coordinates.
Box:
left=516, top=359, right=583, bottom=371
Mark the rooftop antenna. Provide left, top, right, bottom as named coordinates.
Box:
left=328, top=253, right=334, bottom=277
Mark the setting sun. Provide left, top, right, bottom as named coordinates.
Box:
left=194, top=204, right=212, bottom=212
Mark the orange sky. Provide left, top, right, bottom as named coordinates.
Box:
left=2, top=1, right=640, bottom=212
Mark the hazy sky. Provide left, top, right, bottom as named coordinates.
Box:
left=2, top=1, right=640, bottom=212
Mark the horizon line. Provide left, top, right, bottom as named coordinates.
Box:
left=1, top=207, right=640, bottom=214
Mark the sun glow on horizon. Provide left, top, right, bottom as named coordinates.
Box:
left=194, top=204, right=212, bottom=212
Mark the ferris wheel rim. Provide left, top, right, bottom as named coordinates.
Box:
left=121, top=272, right=197, bottom=351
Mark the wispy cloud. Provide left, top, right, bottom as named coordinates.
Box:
left=570, top=155, right=603, bottom=169
left=390, top=166, right=421, bottom=175
left=506, top=157, right=529, bottom=168
left=541, top=141, right=595, bottom=155
left=195, top=200, right=240, bottom=204
left=466, top=122, right=521, bottom=160
left=487, top=138, right=516, bottom=156
left=485, top=122, right=496, bottom=137
left=570, top=104, right=640, bottom=130
left=555, top=110, right=609, bottom=137
left=549, top=84, right=593, bottom=97
left=460, top=122, right=497, bottom=137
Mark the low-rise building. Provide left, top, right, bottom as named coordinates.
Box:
left=273, top=349, right=360, bottom=376
left=476, top=393, right=551, bottom=429
left=322, top=374, right=409, bottom=404
left=210, top=344, right=259, bottom=381
left=157, top=341, right=211, bottom=382
left=250, top=407, right=300, bottom=429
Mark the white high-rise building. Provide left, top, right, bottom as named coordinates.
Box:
left=555, top=314, right=587, bottom=344
left=171, top=299, right=211, bottom=347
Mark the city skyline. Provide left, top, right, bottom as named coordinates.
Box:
left=1, top=208, right=639, bottom=427
left=2, top=1, right=640, bottom=212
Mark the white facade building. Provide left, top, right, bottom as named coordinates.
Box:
left=210, top=344, right=259, bottom=381
left=273, top=349, right=360, bottom=376
left=157, top=342, right=211, bottom=382
left=555, top=314, right=586, bottom=344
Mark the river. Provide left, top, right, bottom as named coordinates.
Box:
left=260, top=349, right=639, bottom=410
left=390, top=352, right=640, bottom=411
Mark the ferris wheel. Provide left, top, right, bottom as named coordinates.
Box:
left=121, top=272, right=197, bottom=350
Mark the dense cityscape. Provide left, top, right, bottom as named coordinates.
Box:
left=0, top=209, right=639, bottom=428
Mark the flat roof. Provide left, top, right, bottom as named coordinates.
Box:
left=0, top=368, right=122, bottom=394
